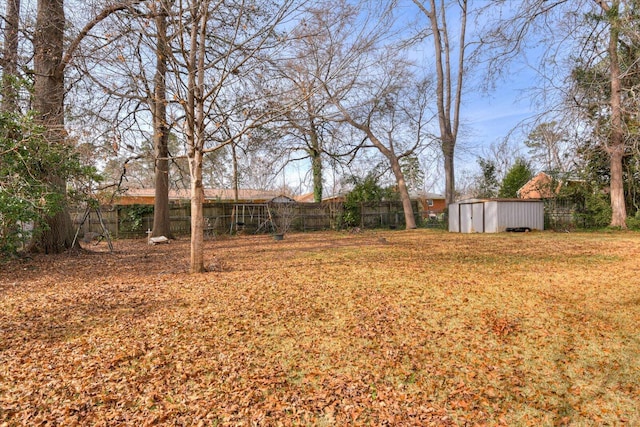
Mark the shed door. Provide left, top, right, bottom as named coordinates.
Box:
left=459, top=204, right=472, bottom=233
left=460, top=202, right=485, bottom=233
left=472, top=203, right=485, bottom=233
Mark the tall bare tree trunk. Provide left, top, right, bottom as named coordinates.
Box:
left=186, top=1, right=208, bottom=273
left=232, top=142, right=239, bottom=201
left=34, top=0, right=64, bottom=136
left=309, top=123, right=323, bottom=203
left=189, top=150, right=205, bottom=273
left=606, top=1, right=627, bottom=228
left=152, top=1, right=173, bottom=238
left=442, top=135, right=455, bottom=205
left=2, top=0, right=20, bottom=112
left=32, top=0, right=76, bottom=253
left=390, top=157, right=417, bottom=229
left=413, top=0, right=466, bottom=206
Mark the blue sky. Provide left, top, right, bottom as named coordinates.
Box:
left=459, top=82, right=535, bottom=162
left=394, top=0, right=543, bottom=193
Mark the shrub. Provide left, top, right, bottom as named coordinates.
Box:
left=626, top=211, right=640, bottom=230
left=574, top=192, right=612, bottom=228
left=118, top=205, right=154, bottom=233
left=0, top=110, right=98, bottom=256
left=1, top=112, right=60, bottom=255
left=342, top=174, right=397, bottom=228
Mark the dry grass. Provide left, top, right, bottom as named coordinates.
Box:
left=1, top=229, right=639, bottom=426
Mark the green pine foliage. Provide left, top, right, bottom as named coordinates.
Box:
left=499, top=159, right=534, bottom=198
left=0, top=110, right=96, bottom=255
left=342, top=174, right=397, bottom=227
left=476, top=158, right=500, bottom=199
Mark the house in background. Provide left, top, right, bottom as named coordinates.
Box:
left=518, top=172, right=559, bottom=199
left=294, top=192, right=346, bottom=203
left=518, top=171, right=586, bottom=200
left=517, top=172, right=588, bottom=229
left=294, top=192, right=316, bottom=203
left=416, top=192, right=446, bottom=219
left=115, top=188, right=282, bottom=205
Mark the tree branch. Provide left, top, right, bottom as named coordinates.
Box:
left=61, top=1, right=145, bottom=70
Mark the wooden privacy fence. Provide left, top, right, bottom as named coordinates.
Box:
left=543, top=198, right=585, bottom=230
left=72, top=200, right=423, bottom=239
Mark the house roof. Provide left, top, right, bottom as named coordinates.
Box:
left=294, top=192, right=347, bottom=203
left=119, top=188, right=282, bottom=203
left=295, top=192, right=316, bottom=203
left=518, top=172, right=557, bottom=199
left=293, top=191, right=446, bottom=203
left=416, top=192, right=446, bottom=199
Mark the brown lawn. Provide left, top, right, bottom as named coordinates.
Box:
left=0, top=229, right=639, bottom=426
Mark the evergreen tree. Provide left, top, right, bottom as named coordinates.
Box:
left=475, top=157, right=499, bottom=198
left=499, top=158, right=534, bottom=198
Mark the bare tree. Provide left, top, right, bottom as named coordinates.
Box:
left=271, top=8, right=346, bottom=203
left=328, top=72, right=433, bottom=230
left=68, top=1, right=199, bottom=237
left=487, top=138, right=521, bottom=183
left=167, top=0, right=299, bottom=273
left=151, top=0, right=173, bottom=238
left=411, top=0, right=469, bottom=206
left=524, top=121, right=572, bottom=174
left=296, top=1, right=434, bottom=229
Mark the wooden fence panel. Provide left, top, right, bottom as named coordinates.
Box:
left=71, top=200, right=423, bottom=239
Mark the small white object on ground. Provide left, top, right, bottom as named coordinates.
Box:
left=148, top=236, right=170, bottom=245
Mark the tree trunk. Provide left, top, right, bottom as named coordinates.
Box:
left=390, top=157, right=417, bottom=229
left=2, top=0, right=20, bottom=112
left=412, top=0, right=465, bottom=207
left=310, top=127, right=323, bottom=203
left=606, top=3, right=627, bottom=228
left=152, top=145, right=172, bottom=237
left=152, top=2, right=173, bottom=238
left=442, top=134, right=455, bottom=206
left=311, top=150, right=323, bottom=203
left=32, top=0, right=76, bottom=253
left=609, top=145, right=627, bottom=227
left=34, top=0, right=65, bottom=131
left=186, top=2, right=208, bottom=274
left=232, top=142, right=239, bottom=201
left=189, top=150, right=205, bottom=273
left=36, top=180, right=76, bottom=254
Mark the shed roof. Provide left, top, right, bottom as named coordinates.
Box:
left=454, top=198, right=543, bottom=204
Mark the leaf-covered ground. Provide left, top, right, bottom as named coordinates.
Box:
left=1, top=230, right=639, bottom=426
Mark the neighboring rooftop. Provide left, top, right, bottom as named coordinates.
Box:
left=116, top=188, right=283, bottom=205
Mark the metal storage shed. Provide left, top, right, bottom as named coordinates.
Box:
left=449, top=199, right=544, bottom=233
